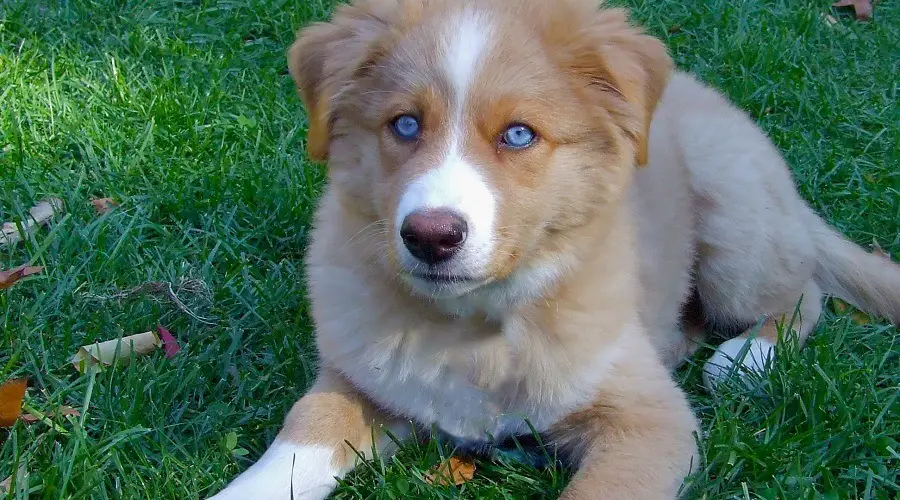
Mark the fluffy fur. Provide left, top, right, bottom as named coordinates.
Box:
left=209, top=0, right=900, bottom=498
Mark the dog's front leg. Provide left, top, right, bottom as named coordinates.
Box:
left=209, top=367, right=406, bottom=500
left=551, top=359, right=699, bottom=499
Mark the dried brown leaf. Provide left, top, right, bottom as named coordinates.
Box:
left=90, top=197, right=119, bottom=214
left=832, top=298, right=851, bottom=315
left=0, top=197, right=64, bottom=248
left=0, top=379, right=27, bottom=427
left=832, top=298, right=872, bottom=325
left=424, top=456, right=476, bottom=486
left=71, top=331, right=162, bottom=373
left=832, top=0, right=874, bottom=21
left=0, top=265, right=44, bottom=290
left=850, top=311, right=871, bottom=325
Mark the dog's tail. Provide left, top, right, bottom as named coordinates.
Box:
left=812, top=214, right=900, bottom=325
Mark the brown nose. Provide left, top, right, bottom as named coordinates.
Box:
left=400, top=209, right=468, bottom=265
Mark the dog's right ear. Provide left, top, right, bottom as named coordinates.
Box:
left=287, top=3, right=394, bottom=162
left=552, top=6, right=672, bottom=168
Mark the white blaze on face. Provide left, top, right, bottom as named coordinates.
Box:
left=446, top=9, right=490, bottom=101
left=395, top=10, right=498, bottom=283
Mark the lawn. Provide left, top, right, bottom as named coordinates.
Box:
left=1, top=0, right=898, bottom=498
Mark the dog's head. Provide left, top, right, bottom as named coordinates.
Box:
left=289, top=0, right=671, bottom=300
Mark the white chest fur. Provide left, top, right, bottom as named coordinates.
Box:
left=318, top=309, right=629, bottom=443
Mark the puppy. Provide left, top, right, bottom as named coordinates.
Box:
left=210, top=0, right=900, bottom=498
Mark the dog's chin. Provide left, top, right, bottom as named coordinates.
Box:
left=400, top=271, right=489, bottom=299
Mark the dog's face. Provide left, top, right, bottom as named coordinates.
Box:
left=290, top=0, right=671, bottom=299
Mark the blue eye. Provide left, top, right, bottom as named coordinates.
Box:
left=500, top=124, right=536, bottom=149
left=391, top=114, right=421, bottom=140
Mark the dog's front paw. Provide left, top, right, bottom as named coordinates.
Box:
left=702, top=337, right=774, bottom=392
left=208, top=440, right=340, bottom=500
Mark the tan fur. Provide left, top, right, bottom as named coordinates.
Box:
left=211, top=1, right=900, bottom=498
left=276, top=368, right=401, bottom=468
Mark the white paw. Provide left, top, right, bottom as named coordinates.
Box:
left=702, top=337, right=774, bottom=392
left=208, top=440, right=339, bottom=500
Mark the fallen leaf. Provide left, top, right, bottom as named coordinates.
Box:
left=156, top=324, right=181, bottom=358
left=90, top=197, right=119, bottom=214
left=0, top=265, right=44, bottom=290
left=71, top=331, right=162, bottom=373
left=850, top=311, right=871, bottom=325
left=872, top=240, right=891, bottom=260
left=224, top=431, right=238, bottom=451
left=0, top=379, right=27, bottom=427
left=424, top=456, right=476, bottom=486
left=832, top=0, right=874, bottom=21
left=0, top=197, right=64, bottom=248
left=832, top=298, right=872, bottom=325
left=831, top=298, right=851, bottom=315
left=19, top=405, right=80, bottom=424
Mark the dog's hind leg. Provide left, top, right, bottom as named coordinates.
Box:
left=700, top=279, right=824, bottom=391
left=682, top=138, right=826, bottom=391
left=688, top=181, right=825, bottom=391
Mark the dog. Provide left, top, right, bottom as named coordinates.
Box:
left=210, top=0, right=900, bottom=498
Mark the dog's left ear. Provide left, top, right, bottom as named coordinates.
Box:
left=565, top=8, right=673, bottom=166
left=287, top=25, right=336, bottom=163
left=287, top=3, right=395, bottom=162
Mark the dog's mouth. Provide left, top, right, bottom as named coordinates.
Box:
left=397, top=268, right=494, bottom=299
left=408, top=272, right=481, bottom=284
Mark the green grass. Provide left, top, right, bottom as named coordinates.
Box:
left=0, top=0, right=897, bottom=498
